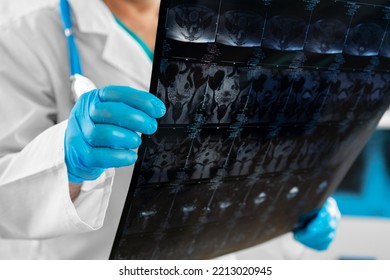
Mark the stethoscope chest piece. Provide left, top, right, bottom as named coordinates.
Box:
left=71, top=74, right=97, bottom=101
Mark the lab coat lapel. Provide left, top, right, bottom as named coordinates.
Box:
left=68, top=0, right=111, bottom=35
left=102, top=26, right=152, bottom=82
left=68, top=0, right=152, bottom=88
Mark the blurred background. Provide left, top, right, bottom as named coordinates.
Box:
left=1, top=0, right=389, bottom=260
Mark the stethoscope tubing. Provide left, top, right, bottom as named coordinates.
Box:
left=59, top=0, right=83, bottom=77
left=59, top=0, right=96, bottom=100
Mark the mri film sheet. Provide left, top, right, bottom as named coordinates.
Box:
left=111, top=0, right=390, bottom=259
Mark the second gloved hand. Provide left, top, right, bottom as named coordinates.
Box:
left=293, top=197, right=341, bottom=251
left=65, top=85, right=166, bottom=183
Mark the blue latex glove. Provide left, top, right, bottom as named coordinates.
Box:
left=293, top=197, right=341, bottom=251
left=65, top=85, right=166, bottom=183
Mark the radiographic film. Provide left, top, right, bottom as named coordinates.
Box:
left=110, top=0, right=390, bottom=259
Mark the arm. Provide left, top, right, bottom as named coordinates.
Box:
left=0, top=14, right=165, bottom=239
left=0, top=18, right=80, bottom=239
left=69, top=183, right=82, bottom=201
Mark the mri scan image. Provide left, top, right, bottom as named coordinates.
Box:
left=352, top=73, right=390, bottom=121
left=380, top=31, right=390, bottom=58
left=276, top=71, right=332, bottom=124
left=166, top=3, right=218, bottom=43
left=305, top=19, right=347, bottom=54
left=138, top=131, right=191, bottom=185
left=245, top=69, right=296, bottom=124
left=225, top=129, right=266, bottom=178
left=123, top=187, right=178, bottom=234
left=344, top=23, right=385, bottom=56
left=187, top=129, right=232, bottom=180
left=226, top=139, right=263, bottom=177
left=157, top=61, right=208, bottom=124
left=320, top=72, right=390, bottom=123
left=111, top=0, right=390, bottom=260
left=204, top=66, right=252, bottom=124
left=245, top=68, right=279, bottom=123
left=262, top=15, right=307, bottom=51
left=216, top=10, right=264, bottom=47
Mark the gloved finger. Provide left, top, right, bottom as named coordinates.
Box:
left=303, top=198, right=340, bottom=232
left=80, top=145, right=138, bottom=169
left=311, top=211, right=335, bottom=232
left=97, top=85, right=166, bottom=119
left=74, top=109, right=143, bottom=149
left=82, top=124, right=142, bottom=149
left=296, top=210, right=337, bottom=238
left=65, top=117, right=106, bottom=183
left=312, top=200, right=340, bottom=230
left=324, top=197, right=341, bottom=221
left=293, top=197, right=340, bottom=251
left=90, top=101, right=158, bottom=135
left=294, top=226, right=335, bottom=243
left=294, top=231, right=335, bottom=251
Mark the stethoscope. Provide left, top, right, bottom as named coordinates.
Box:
left=59, top=0, right=97, bottom=101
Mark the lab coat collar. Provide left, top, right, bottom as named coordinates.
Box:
left=67, top=0, right=152, bottom=79
left=68, top=0, right=113, bottom=35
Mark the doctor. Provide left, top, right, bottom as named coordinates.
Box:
left=0, top=0, right=339, bottom=259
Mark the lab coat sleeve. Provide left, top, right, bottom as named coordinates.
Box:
left=0, top=11, right=114, bottom=239
left=0, top=121, right=115, bottom=239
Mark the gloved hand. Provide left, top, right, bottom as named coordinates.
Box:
left=65, top=85, right=166, bottom=183
left=293, top=197, right=341, bottom=251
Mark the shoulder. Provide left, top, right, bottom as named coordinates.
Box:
left=0, top=3, right=69, bottom=99
left=0, top=3, right=62, bottom=47
left=0, top=3, right=67, bottom=75
left=1, top=1, right=59, bottom=27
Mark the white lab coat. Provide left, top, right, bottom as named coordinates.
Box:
left=0, top=0, right=307, bottom=259
left=0, top=0, right=152, bottom=259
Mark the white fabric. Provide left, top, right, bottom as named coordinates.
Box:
left=0, top=0, right=57, bottom=24
left=0, top=0, right=151, bottom=259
